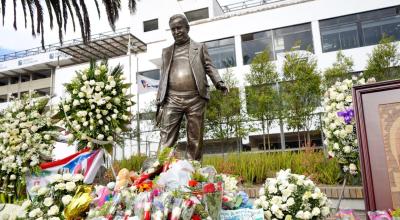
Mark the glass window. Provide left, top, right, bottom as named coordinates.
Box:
left=241, top=30, right=273, bottom=65
left=184, top=8, right=209, bottom=22
left=205, top=37, right=236, bottom=69
left=320, top=6, right=400, bottom=52
left=362, top=16, right=400, bottom=46
left=143, top=19, right=158, bottom=32
left=273, top=23, right=313, bottom=55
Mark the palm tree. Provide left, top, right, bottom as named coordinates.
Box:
left=0, top=0, right=136, bottom=48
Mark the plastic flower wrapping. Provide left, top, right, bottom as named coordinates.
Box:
left=254, top=169, right=331, bottom=220
left=0, top=94, right=59, bottom=202
left=322, top=77, right=373, bottom=175
left=55, top=61, right=134, bottom=152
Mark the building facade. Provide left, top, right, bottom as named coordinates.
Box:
left=0, top=0, right=399, bottom=157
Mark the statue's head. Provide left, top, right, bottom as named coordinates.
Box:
left=169, top=14, right=190, bottom=45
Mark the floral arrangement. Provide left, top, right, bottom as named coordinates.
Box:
left=21, top=173, right=85, bottom=219
left=254, top=169, right=331, bottom=220
left=322, top=77, right=369, bottom=175
left=0, top=95, right=59, bottom=202
left=57, top=61, right=134, bottom=151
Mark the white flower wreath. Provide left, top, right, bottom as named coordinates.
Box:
left=57, top=61, right=134, bottom=152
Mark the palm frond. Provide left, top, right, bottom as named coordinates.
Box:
left=26, top=0, right=35, bottom=36
left=128, top=0, right=136, bottom=14
left=62, top=0, right=68, bottom=32
left=79, top=0, right=91, bottom=43
left=71, top=0, right=86, bottom=43
left=93, top=0, right=100, bottom=18
left=1, top=0, right=6, bottom=26
left=13, top=0, right=17, bottom=29
left=64, top=0, right=76, bottom=32
left=21, top=0, right=27, bottom=28
left=44, top=0, right=54, bottom=29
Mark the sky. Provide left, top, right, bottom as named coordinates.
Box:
left=0, top=0, right=242, bottom=54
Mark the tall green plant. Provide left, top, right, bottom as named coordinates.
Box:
left=364, top=36, right=400, bottom=81
left=206, top=69, right=249, bottom=152
left=282, top=51, right=322, bottom=147
left=245, top=50, right=280, bottom=150
left=323, top=51, right=354, bottom=89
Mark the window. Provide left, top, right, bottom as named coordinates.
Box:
left=139, top=69, right=160, bottom=80
left=241, top=23, right=313, bottom=64
left=143, top=19, right=158, bottom=32
left=273, top=23, right=313, bottom=55
left=361, top=7, right=400, bottom=46
left=320, top=14, right=360, bottom=52
left=320, top=6, right=400, bottom=52
left=241, top=31, right=273, bottom=65
left=205, top=37, right=236, bottom=69
left=184, top=8, right=209, bottom=22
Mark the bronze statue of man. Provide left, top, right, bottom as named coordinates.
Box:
left=156, top=14, right=228, bottom=161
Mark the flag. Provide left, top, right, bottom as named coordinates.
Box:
left=39, top=148, right=104, bottom=184
left=137, top=74, right=159, bottom=94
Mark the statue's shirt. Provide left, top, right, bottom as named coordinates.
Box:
left=168, top=42, right=197, bottom=92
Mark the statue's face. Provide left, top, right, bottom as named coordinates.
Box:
left=170, top=18, right=189, bottom=45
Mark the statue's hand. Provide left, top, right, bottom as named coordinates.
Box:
left=216, top=82, right=229, bottom=95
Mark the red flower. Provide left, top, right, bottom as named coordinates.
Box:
left=192, top=214, right=201, bottom=220
left=203, top=183, right=215, bottom=193
left=217, top=181, right=223, bottom=191
left=222, top=196, right=229, bottom=202
left=188, top=180, right=199, bottom=187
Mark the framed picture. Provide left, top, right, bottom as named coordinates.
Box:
left=353, top=79, right=400, bottom=211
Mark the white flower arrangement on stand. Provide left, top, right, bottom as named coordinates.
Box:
left=56, top=61, right=134, bottom=152
left=322, top=77, right=370, bottom=175
left=0, top=94, right=59, bottom=202
left=20, top=173, right=85, bottom=220
left=254, top=169, right=331, bottom=220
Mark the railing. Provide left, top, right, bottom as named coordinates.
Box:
left=0, top=27, right=131, bottom=62
left=221, top=0, right=287, bottom=13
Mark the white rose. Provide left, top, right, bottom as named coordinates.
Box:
left=55, top=183, right=66, bottom=191
left=73, top=100, right=80, bottom=106
left=82, top=75, right=88, bottom=81
left=110, top=80, right=116, bottom=87
left=21, top=200, right=31, bottom=209
left=72, top=174, right=84, bottom=182
left=97, top=134, right=104, bottom=140
left=321, top=206, right=330, bottom=216
left=303, top=211, right=312, bottom=219
left=63, top=173, right=73, bottom=181
left=31, top=125, right=38, bottom=132
left=62, top=195, right=73, bottom=205
left=286, top=197, right=295, bottom=206
left=37, top=187, right=49, bottom=196
left=259, top=188, right=265, bottom=196
left=65, top=182, right=76, bottom=191
left=51, top=174, right=63, bottom=183
left=107, top=136, right=113, bottom=141
left=78, top=92, right=85, bottom=98
left=343, top=146, right=351, bottom=153
left=349, top=163, right=357, bottom=171
left=47, top=205, right=59, bottom=216
left=312, top=207, right=320, bottom=216
left=95, top=69, right=101, bottom=76
left=43, top=197, right=54, bottom=207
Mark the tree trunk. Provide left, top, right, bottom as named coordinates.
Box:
left=261, top=118, right=266, bottom=151
left=307, top=129, right=311, bottom=148
left=297, top=126, right=301, bottom=148
left=267, top=126, right=271, bottom=151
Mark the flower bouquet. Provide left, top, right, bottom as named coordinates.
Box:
left=56, top=60, right=134, bottom=152
left=21, top=173, right=86, bottom=219
left=254, top=169, right=331, bottom=220
left=322, top=77, right=371, bottom=175
left=203, top=182, right=223, bottom=220
left=0, top=94, right=59, bottom=203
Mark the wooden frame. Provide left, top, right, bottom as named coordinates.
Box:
left=353, top=79, right=400, bottom=212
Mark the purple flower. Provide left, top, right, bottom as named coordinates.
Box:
left=337, top=108, right=354, bottom=124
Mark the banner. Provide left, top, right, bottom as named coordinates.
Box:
left=220, top=208, right=264, bottom=220
left=137, top=74, right=159, bottom=94
left=39, top=148, right=104, bottom=184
